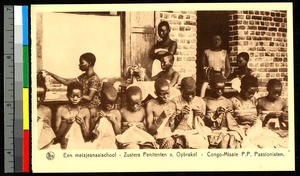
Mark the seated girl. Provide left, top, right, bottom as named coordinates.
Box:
left=257, top=79, right=288, bottom=130
left=230, top=75, right=261, bottom=132
left=54, top=82, right=90, bottom=149
left=37, top=72, right=56, bottom=149
left=89, top=85, right=121, bottom=149
left=116, top=86, right=157, bottom=149
left=203, top=75, right=245, bottom=149
left=172, top=77, right=211, bottom=149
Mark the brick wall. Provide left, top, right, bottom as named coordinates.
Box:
left=228, top=10, right=288, bottom=98
left=158, top=11, right=198, bottom=81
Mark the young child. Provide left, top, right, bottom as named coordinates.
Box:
left=201, top=34, right=231, bottom=78
left=257, top=79, right=288, bottom=130
left=172, top=77, right=211, bottom=149
left=44, top=52, right=101, bottom=108
left=241, top=79, right=288, bottom=148
left=230, top=75, right=261, bottom=130
left=150, top=21, right=177, bottom=76
left=144, top=52, right=179, bottom=87
left=116, top=86, right=157, bottom=149
left=37, top=72, right=56, bottom=149
left=228, top=52, right=253, bottom=80
left=204, top=75, right=245, bottom=148
left=152, top=53, right=180, bottom=87
left=90, top=85, right=121, bottom=149
left=146, top=78, right=177, bottom=149
left=54, top=82, right=90, bottom=149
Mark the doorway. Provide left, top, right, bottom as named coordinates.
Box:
left=196, top=11, right=233, bottom=92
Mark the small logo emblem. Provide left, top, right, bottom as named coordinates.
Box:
left=46, top=151, right=55, bottom=160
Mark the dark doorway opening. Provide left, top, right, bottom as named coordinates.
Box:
left=196, top=11, right=234, bottom=93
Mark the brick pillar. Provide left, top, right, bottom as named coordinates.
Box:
left=229, top=10, right=288, bottom=98
left=158, top=11, right=197, bottom=81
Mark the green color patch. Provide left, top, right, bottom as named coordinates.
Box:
left=23, top=46, right=29, bottom=88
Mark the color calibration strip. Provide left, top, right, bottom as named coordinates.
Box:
left=16, top=6, right=30, bottom=172
left=22, top=6, right=30, bottom=173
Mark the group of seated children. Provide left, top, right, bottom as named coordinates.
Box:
left=37, top=71, right=288, bottom=150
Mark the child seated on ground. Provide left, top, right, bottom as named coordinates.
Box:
left=204, top=75, right=245, bottom=149
left=144, top=52, right=179, bottom=87
left=172, top=77, right=211, bottom=149
left=37, top=72, right=56, bottom=149
left=89, top=85, right=121, bottom=149
left=257, top=79, right=288, bottom=130
left=54, top=82, right=90, bottom=149
left=241, top=79, right=288, bottom=148
left=146, top=78, right=177, bottom=149
left=116, top=86, right=158, bottom=149
left=230, top=75, right=261, bottom=131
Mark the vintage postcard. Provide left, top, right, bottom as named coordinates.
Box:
left=31, top=3, right=294, bottom=172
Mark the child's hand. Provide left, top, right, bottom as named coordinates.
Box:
left=41, top=70, right=51, bottom=76
left=181, top=105, right=190, bottom=115
left=165, top=109, right=175, bottom=118
left=97, top=111, right=106, bottom=118
left=91, top=115, right=99, bottom=124
left=75, top=116, right=85, bottom=128
left=106, top=115, right=117, bottom=124
left=67, top=117, right=75, bottom=124
left=136, top=123, right=145, bottom=129
left=193, top=109, right=204, bottom=118
left=168, top=112, right=176, bottom=124
left=216, top=107, right=225, bottom=115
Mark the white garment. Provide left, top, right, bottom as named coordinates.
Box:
left=151, top=59, right=162, bottom=76
left=204, top=49, right=227, bottom=71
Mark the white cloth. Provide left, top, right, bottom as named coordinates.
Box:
left=152, top=59, right=162, bottom=76
left=90, top=118, right=117, bottom=149
left=116, top=125, right=155, bottom=144
left=204, top=49, right=227, bottom=71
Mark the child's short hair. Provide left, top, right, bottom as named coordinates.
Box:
left=211, top=33, right=223, bottom=39
left=154, top=78, right=169, bottom=92
left=126, top=86, right=142, bottom=100
left=101, top=84, right=118, bottom=101
left=37, top=72, right=47, bottom=92
left=159, top=52, right=174, bottom=63
left=180, top=77, right=196, bottom=91
left=237, top=52, right=250, bottom=62
left=209, top=74, right=226, bottom=88
left=80, top=52, right=96, bottom=66
left=67, top=82, right=83, bottom=95
left=158, top=21, right=170, bottom=31
left=241, top=75, right=258, bottom=89
left=267, top=79, right=282, bottom=90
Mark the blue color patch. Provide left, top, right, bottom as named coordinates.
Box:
left=22, top=6, right=28, bottom=45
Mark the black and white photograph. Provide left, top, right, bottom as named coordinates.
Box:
left=31, top=3, right=294, bottom=172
